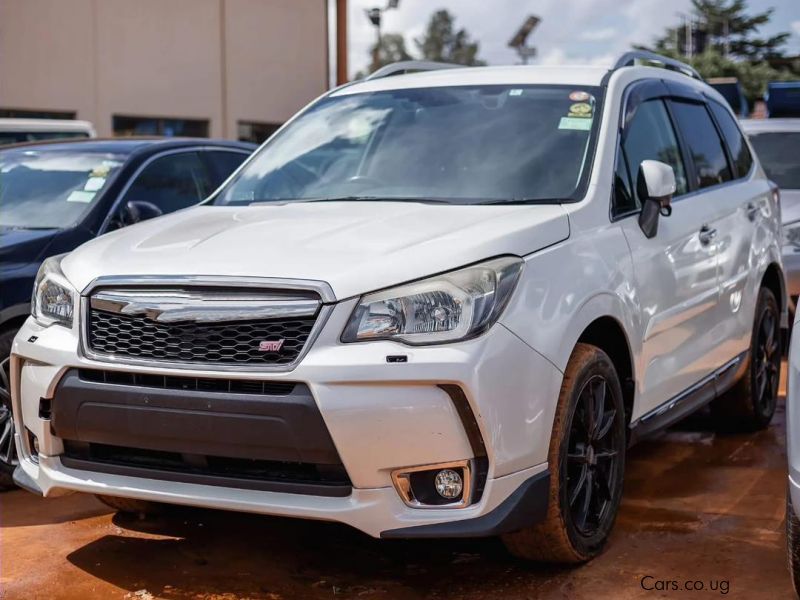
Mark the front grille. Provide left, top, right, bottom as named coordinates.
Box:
left=87, top=309, right=317, bottom=366
left=78, top=369, right=296, bottom=396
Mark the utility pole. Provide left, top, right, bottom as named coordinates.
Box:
left=336, top=0, right=348, bottom=85
left=365, top=0, right=399, bottom=73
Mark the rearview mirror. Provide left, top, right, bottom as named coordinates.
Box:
left=637, top=160, right=676, bottom=239
left=120, top=200, right=163, bottom=226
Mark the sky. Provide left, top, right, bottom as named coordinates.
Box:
left=340, top=0, right=800, bottom=79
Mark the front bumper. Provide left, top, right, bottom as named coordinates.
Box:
left=10, top=299, right=562, bottom=538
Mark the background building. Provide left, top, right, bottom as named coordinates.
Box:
left=0, top=0, right=330, bottom=142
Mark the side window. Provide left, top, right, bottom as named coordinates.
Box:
left=708, top=101, right=753, bottom=178
left=669, top=101, right=732, bottom=189
left=622, top=99, right=687, bottom=206
left=203, top=150, right=250, bottom=187
left=122, top=152, right=213, bottom=214
left=613, top=149, right=636, bottom=215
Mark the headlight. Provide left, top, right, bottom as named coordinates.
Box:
left=342, top=256, right=523, bottom=345
left=32, top=254, right=75, bottom=328
left=785, top=220, right=800, bottom=249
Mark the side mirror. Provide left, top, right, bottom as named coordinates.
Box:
left=120, top=200, right=163, bottom=226
left=637, top=160, right=676, bottom=239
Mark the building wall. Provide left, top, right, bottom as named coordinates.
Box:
left=0, top=0, right=328, bottom=138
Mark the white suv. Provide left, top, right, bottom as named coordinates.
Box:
left=7, top=52, right=785, bottom=563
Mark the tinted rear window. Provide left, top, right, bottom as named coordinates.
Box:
left=748, top=132, right=800, bottom=190
left=669, top=101, right=732, bottom=189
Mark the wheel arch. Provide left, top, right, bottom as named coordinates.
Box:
left=558, top=294, right=638, bottom=426
left=761, top=261, right=786, bottom=323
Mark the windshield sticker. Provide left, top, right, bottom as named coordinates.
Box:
left=567, top=102, right=593, bottom=118
left=509, top=89, right=523, bottom=96
left=84, top=176, right=106, bottom=192
left=66, top=190, right=97, bottom=203
left=569, top=90, right=592, bottom=102
left=559, top=117, right=593, bottom=131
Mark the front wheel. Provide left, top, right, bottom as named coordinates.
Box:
left=712, top=287, right=781, bottom=431
left=0, top=357, right=18, bottom=490
left=502, top=343, right=626, bottom=563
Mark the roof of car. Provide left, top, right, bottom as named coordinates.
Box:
left=333, top=65, right=612, bottom=96
left=740, top=118, right=800, bottom=133
left=0, top=136, right=257, bottom=155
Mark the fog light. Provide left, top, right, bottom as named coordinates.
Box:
left=434, top=469, right=463, bottom=499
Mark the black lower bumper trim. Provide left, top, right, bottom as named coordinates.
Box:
left=13, top=465, right=43, bottom=496
left=380, top=470, right=550, bottom=539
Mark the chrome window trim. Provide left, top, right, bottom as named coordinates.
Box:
left=391, top=459, right=474, bottom=509
left=78, top=275, right=335, bottom=373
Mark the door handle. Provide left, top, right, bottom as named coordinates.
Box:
left=746, top=202, right=759, bottom=221
left=699, top=225, right=717, bottom=245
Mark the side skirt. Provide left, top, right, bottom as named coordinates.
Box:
left=628, top=351, right=748, bottom=445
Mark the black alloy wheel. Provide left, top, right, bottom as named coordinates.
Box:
left=566, top=374, right=623, bottom=537
left=0, top=357, right=18, bottom=488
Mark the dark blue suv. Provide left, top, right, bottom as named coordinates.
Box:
left=0, top=137, right=256, bottom=356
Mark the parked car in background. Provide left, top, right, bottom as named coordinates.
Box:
left=766, top=81, right=800, bottom=118
left=7, top=53, right=785, bottom=563
left=742, top=119, right=800, bottom=312
left=0, top=138, right=256, bottom=359
left=786, top=311, right=800, bottom=595
left=0, top=119, right=96, bottom=146
left=709, top=77, right=749, bottom=118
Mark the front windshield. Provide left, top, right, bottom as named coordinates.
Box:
left=0, top=150, right=125, bottom=229
left=214, top=84, right=602, bottom=206
left=748, top=132, right=800, bottom=190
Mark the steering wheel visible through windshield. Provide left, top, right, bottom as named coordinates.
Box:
left=213, top=84, right=603, bottom=206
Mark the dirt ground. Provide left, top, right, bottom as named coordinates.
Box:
left=1, top=382, right=795, bottom=599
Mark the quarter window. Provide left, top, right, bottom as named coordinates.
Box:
left=669, top=101, right=732, bottom=189
left=708, top=101, right=753, bottom=177
left=621, top=99, right=687, bottom=207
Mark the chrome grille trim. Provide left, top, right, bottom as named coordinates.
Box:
left=79, top=276, right=335, bottom=373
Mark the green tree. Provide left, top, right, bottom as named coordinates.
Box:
left=414, top=10, right=486, bottom=66
left=654, top=0, right=790, bottom=60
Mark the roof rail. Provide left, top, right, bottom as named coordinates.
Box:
left=614, top=50, right=703, bottom=81
left=366, top=60, right=464, bottom=81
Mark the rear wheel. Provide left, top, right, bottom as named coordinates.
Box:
left=0, top=357, right=17, bottom=490
left=712, top=287, right=780, bottom=431
left=502, top=344, right=626, bottom=563
left=787, top=492, right=800, bottom=596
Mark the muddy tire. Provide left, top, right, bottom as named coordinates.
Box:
left=712, top=287, right=780, bottom=432
left=502, top=343, right=626, bottom=563
left=95, top=495, right=165, bottom=515
left=788, top=492, right=800, bottom=596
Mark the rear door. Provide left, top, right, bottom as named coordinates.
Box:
left=615, top=87, right=722, bottom=416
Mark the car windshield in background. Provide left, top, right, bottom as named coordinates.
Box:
left=214, top=85, right=602, bottom=206
left=0, top=150, right=125, bottom=229
left=748, top=132, right=800, bottom=190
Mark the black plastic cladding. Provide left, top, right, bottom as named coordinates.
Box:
left=88, top=309, right=316, bottom=366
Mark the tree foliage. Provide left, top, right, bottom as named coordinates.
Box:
left=647, top=0, right=798, bottom=102
left=362, top=9, right=485, bottom=75
left=414, top=10, right=486, bottom=66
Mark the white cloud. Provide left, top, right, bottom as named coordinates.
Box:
left=580, top=27, right=618, bottom=42
left=792, top=20, right=800, bottom=36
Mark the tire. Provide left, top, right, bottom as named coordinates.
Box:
left=787, top=492, right=800, bottom=597
left=502, top=343, right=627, bottom=563
left=0, top=355, right=17, bottom=490
left=711, top=287, right=780, bottom=432
left=95, top=494, right=165, bottom=516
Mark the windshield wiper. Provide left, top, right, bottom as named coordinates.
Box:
left=250, top=196, right=453, bottom=205
left=475, top=198, right=568, bottom=205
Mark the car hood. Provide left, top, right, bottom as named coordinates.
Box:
left=63, top=202, right=570, bottom=299
left=0, top=227, right=60, bottom=273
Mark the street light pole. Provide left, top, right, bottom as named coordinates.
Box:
left=366, top=1, right=399, bottom=73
